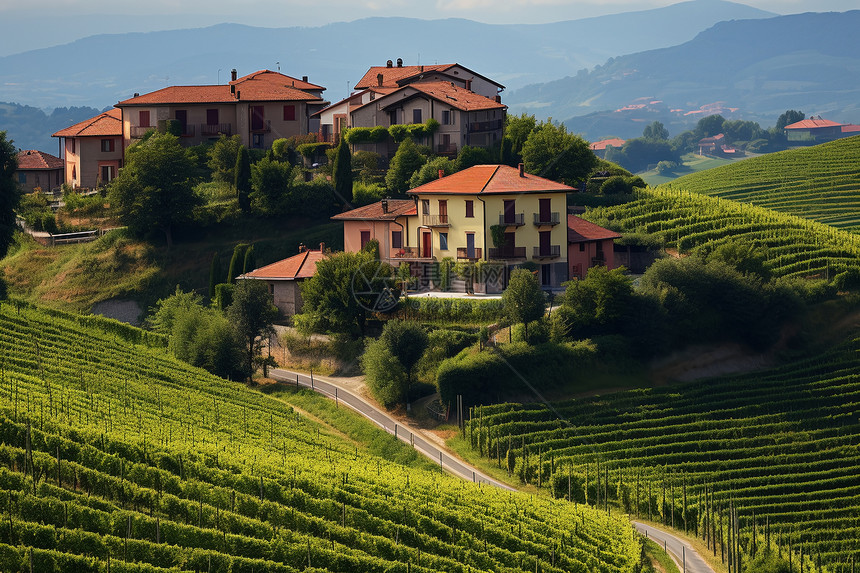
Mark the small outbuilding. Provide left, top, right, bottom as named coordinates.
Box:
left=239, top=244, right=327, bottom=317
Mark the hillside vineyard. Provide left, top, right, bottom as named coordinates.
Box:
left=0, top=300, right=640, bottom=572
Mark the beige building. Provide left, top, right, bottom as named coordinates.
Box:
left=115, top=70, right=327, bottom=152
left=239, top=246, right=327, bottom=317
left=15, top=150, right=64, bottom=193
left=52, top=108, right=123, bottom=189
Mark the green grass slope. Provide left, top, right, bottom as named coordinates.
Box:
left=0, top=300, right=640, bottom=573
left=586, top=186, right=860, bottom=279
left=660, top=136, right=860, bottom=232
left=457, top=332, right=860, bottom=568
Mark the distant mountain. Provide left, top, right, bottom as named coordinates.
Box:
left=0, top=103, right=103, bottom=156
left=0, top=0, right=773, bottom=111
left=504, top=11, right=860, bottom=141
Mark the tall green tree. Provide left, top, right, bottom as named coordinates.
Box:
left=234, top=146, right=252, bottom=214
left=227, top=279, right=278, bottom=381
left=208, top=251, right=221, bottom=300
left=0, top=131, right=21, bottom=261
left=521, top=120, right=597, bottom=186
left=504, top=113, right=537, bottom=165
left=775, top=110, right=805, bottom=131
left=108, top=132, right=199, bottom=248
left=378, top=319, right=428, bottom=405
left=642, top=121, right=669, bottom=140
left=250, top=155, right=293, bottom=216
left=207, top=134, right=242, bottom=182
left=502, top=268, right=546, bottom=341
left=385, top=138, right=426, bottom=195
left=227, top=243, right=249, bottom=284
left=332, top=139, right=353, bottom=204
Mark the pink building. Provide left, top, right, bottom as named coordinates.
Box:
left=239, top=245, right=327, bottom=316
left=330, top=199, right=419, bottom=262
left=52, top=108, right=123, bottom=189
left=567, top=215, right=621, bottom=280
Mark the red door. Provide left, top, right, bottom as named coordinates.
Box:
left=539, top=198, right=551, bottom=223
left=422, top=232, right=432, bottom=258
left=251, top=106, right=265, bottom=131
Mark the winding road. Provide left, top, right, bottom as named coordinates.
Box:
left=270, top=367, right=714, bottom=573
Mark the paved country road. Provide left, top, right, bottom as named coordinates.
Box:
left=633, top=521, right=717, bottom=573
left=270, top=368, right=514, bottom=491
left=270, top=368, right=714, bottom=572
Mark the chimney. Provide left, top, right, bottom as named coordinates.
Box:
left=230, top=84, right=236, bottom=96
left=386, top=59, right=393, bottom=68
left=236, top=90, right=240, bottom=100
left=495, top=95, right=502, bottom=103
left=518, top=163, right=525, bottom=177
left=298, top=243, right=306, bottom=253
left=438, top=169, right=445, bottom=179
left=302, top=75, right=308, bottom=83
left=420, top=65, right=424, bottom=72
left=465, top=79, right=472, bottom=91
left=381, top=198, right=389, bottom=214
left=231, top=69, right=237, bottom=82
left=133, top=92, right=139, bottom=97
left=396, top=57, right=403, bottom=67
left=377, top=73, right=384, bottom=87
left=319, top=242, right=325, bottom=252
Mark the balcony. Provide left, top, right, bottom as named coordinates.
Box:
left=201, top=123, right=232, bottom=137
left=488, top=247, right=526, bottom=260
left=499, top=213, right=525, bottom=227
left=130, top=126, right=154, bottom=139
left=456, top=247, right=482, bottom=261
left=390, top=246, right=433, bottom=260
left=422, top=214, right=450, bottom=227
left=251, top=120, right=271, bottom=134
left=533, top=245, right=561, bottom=259
left=436, top=143, right=458, bottom=156
left=469, top=119, right=504, bottom=132
left=533, top=212, right=560, bottom=226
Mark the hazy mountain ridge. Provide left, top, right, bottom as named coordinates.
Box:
left=505, top=10, right=860, bottom=140
left=0, top=0, right=773, bottom=111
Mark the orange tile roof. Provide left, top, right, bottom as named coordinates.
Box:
left=52, top=108, right=122, bottom=138
left=590, top=138, right=626, bottom=151
left=242, top=249, right=326, bottom=281
left=16, top=150, right=63, bottom=170
left=785, top=118, right=843, bottom=129
left=398, top=82, right=506, bottom=112
left=568, top=215, right=621, bottom=243
left=355, top=64, right=453, bottom=89
left=842, top=125, right=860, bottom=133
left=408, top=165, right=573, bottom=196
left=117, top=71, right=323, bottom=106
left=332, top=199, right=416, bottom=221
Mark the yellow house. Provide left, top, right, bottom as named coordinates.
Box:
left=332, top=164, right=575, bottom=291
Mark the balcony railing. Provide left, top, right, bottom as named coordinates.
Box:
left=437, top=143, right=458, bottom=155
left=391, top=247, right=432, bottom=259
left=130, top=126, right=154, bottom=138
left=456, top=247, right=482, bottom=260
left=423, top=214, right=450, bottom=227
left=499, top=213, right=525, bottom=227
left=488, top=247, right=526, bottom=260
left=533, top=245, right=561, bottom=259
left=533, top=212, right=560, bottom=226
left=251, top=120, right=271, bottom=133
left=469, top=119, right=504, bottom=132
left=201, top=123, right=232, bottom=137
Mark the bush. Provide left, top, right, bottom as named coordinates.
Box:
left=352, top=182, right=386, bottom=206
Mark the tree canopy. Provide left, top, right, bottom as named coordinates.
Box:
left=363, top=319, right=429, bottom=408
left=502, top=268, right=546, bottom=340
left=227, top=279, right=278, bottom=381
left=332, top=139, right=353, bottom=204
left=0, top=131, right=21, bottom=261
left=207, top=134, right=242, bottom=183
left=521, top=120, right=597, bottom=186
left=385, top=138, right=427, bottom=195
left=108, top=132, right=199, bottom=248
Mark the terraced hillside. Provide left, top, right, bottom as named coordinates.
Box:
left=0, top=300, right=640, bottom=572
left=661, top=136, right=860, bottom=232
left=463, top=334, right=860, bottom=569
left=586, top=186, right=860, bottom=279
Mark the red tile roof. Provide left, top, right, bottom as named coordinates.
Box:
left=355, top=64, right=453, bottom=89
left=842, top=125, right=860, bottom=133
left=241, top=249, right=326, bottom=281
left=52, top=108, right=122, bottom=138
left=16, top=150, right=63, bottom=170
left=395, top=82, right=505, bottom=112
left=785, top=118, right=843, bottom=130
left=568, top=215, right=621, bottom=243
left=408, top=165, right=573, bottom=196
left=116, top=70, right=323, bottom=106
left=332, top=199, right=416, bottom=221
left=590, top=138, right=626, bottom=151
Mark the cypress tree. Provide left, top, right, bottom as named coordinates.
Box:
left=209, top=251, right=221, bottom=300
left=243, top=244, right=256, bottom=274
left=332, top=139, right=353, bottom=204
left=228, top=243, right=249, bottom=284
left=235, top=146, right=252, bottom=214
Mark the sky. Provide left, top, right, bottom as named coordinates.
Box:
left=0, top=0, right=857, bottom=57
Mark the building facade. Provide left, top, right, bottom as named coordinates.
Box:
left=52, top=109, right=123, bottom=189
left=15, top=150, right=64, bottom=193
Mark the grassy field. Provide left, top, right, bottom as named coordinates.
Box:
left=659, top=137, right=860, bottom=232
left=639, top=153, right=736, bottom=186
left=0, top=299, right=642, bottom=572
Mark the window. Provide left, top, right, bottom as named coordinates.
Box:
left=389, top=110, right=397, bottom=126
left=71, top=139, right=75, bottom=154
left=18, top=173, right=26, bottom=184
left=252, top=133, right=265, bottom=148
left=101, top=139, right=114, bottom=153
left=392, top=230, right=402, bottom=249
left=139, top=110, right=150, bottom=127
left=360, top=230, right=370, bottom=249
left=442, top=110, right=450, bottom=125
left=101, top=165, right=115, bottom=183
left=413, top=108, right=422, bottom=124
left=283, top=105, right=296, bottom=121
left=206, top=109, right=219, bottom=125
left=422, top=199, right=430, bottom=215
left=439, top=232, right=448, bottom=251
left=465, top=200, right=474, bottom=218
left=579, top=243, right=585, bottom=252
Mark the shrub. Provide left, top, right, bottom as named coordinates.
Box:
left=352, top=182, right=386, bottom=206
